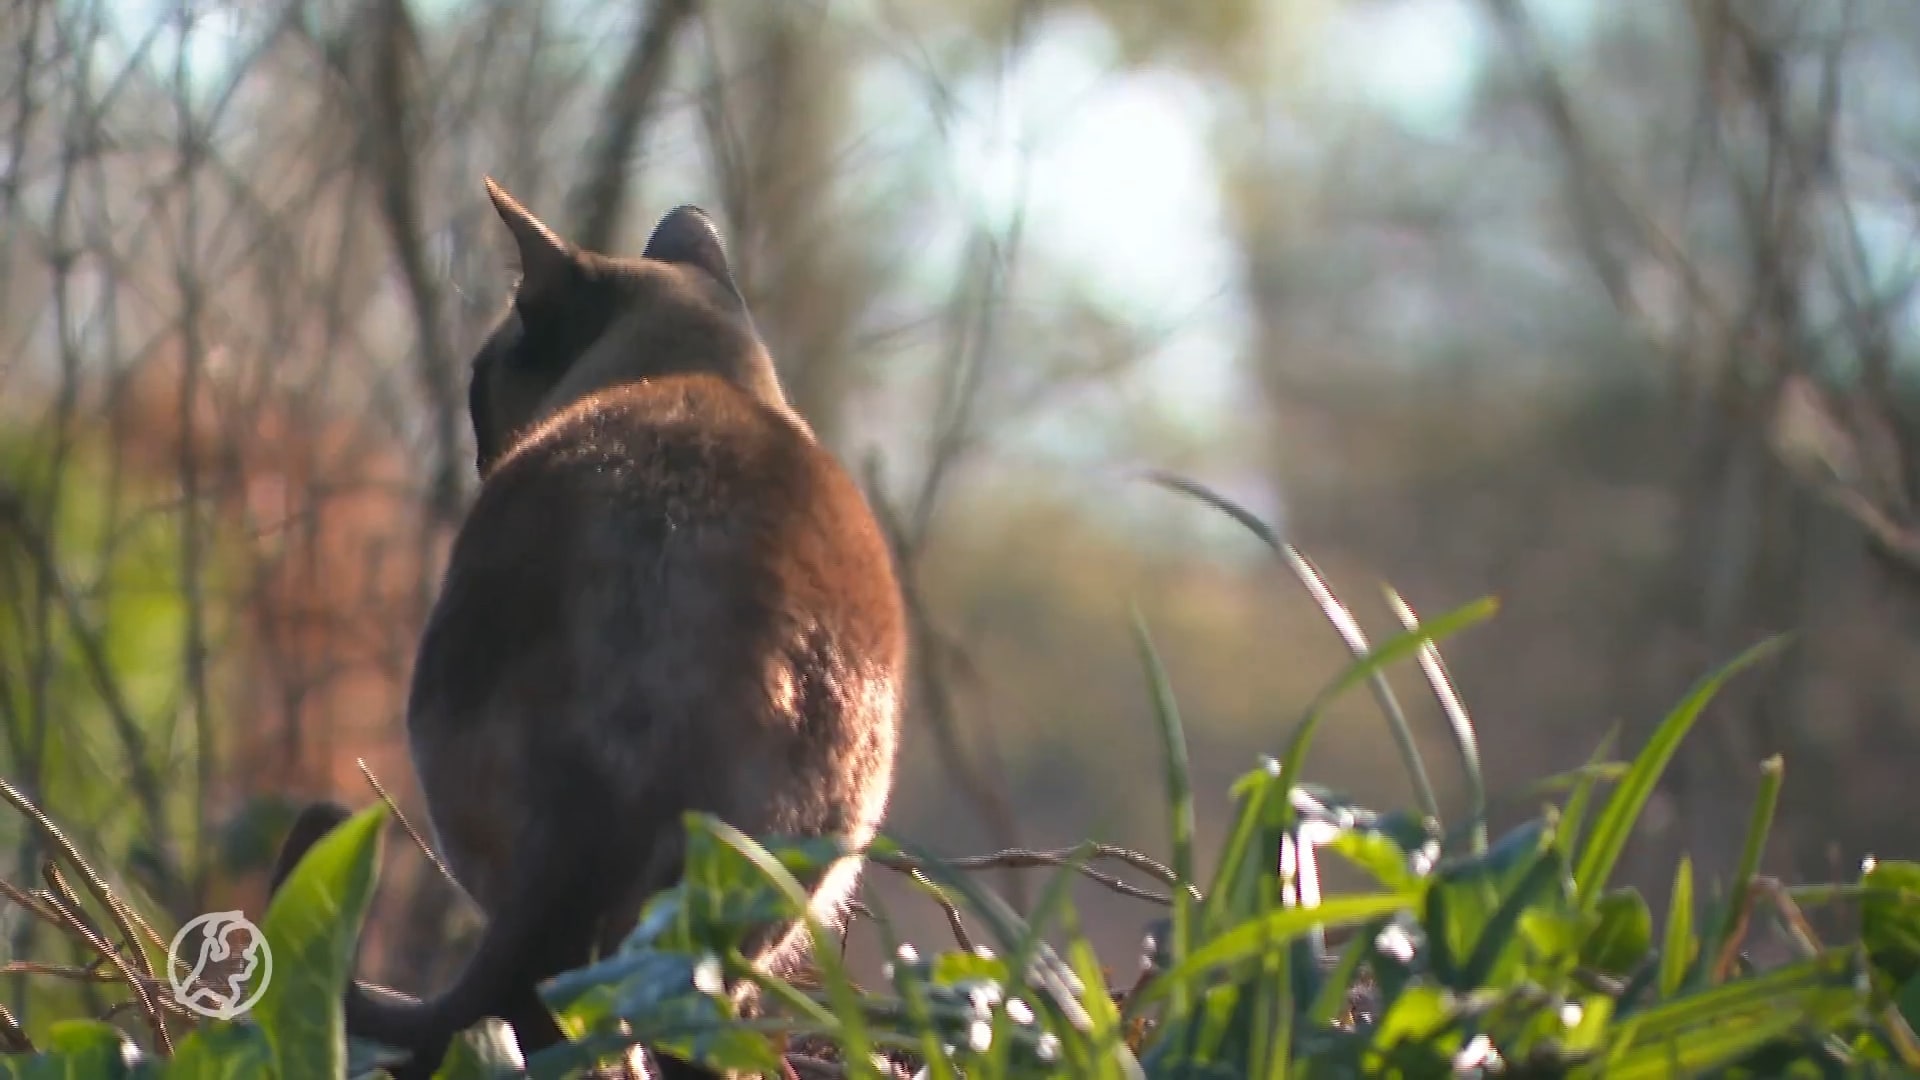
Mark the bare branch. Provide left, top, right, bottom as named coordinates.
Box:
left=566, top=0, right=699, bottom=249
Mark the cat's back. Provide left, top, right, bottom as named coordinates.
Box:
left=417, top=370, right=903, bottom=733
left=498, top=372, right=893, bottom=599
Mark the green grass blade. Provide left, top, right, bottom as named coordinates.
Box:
left=1280, top=597, right=1501, bottom=807
left=1200, top=762, right=1282, bottom=940
left=1660, top=855, right=1696, bottom=999
left=1062, top=905, right=1144, bottom=1080
left=1573, top=637, right=1787, bottom=908
left=1384, top=585, right=1486, bottom=854
left=1459, top=846, right=1571, bottom=989
left=1280, top=548, right=1447, bottom=830
left=1305, top=597, right=1500, bottom=717
left=1133, top=894, right=1415, bottom=1011
left=1554, top=727, right=1621, bottom=859
left=1311, top=921, right=1383, bottom=1025
left=1709, top=755, right=1783, bottom=979
left=1618, top=949, right=1859, bottom=1043
left=1251, top=794, right=1294, bottom=1080
left=890, top=837, right=1105, bottom=1047
left=1263, top=956, right=1294, bottom=1080
left=1141, top=472, right=1491, bottom=834
left=697, top=820, right=872, bottom=1074
left=999, top=844, right=1098, bottom=1077
left=1131, top=607, right=1195, bottom=1014
left=1606, top=950, right=1866, bottom=1077
left=1522, top=760, right=1628, bottom=802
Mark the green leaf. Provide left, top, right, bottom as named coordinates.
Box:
left=1582, top=888, right=1654, bottom=979
left=1135, top=893, right=1415, bottom=1010
left=1200, top=762, right=1282, bottom=943
left=1062, top=904, right=1142, bottom=1080
left=1425, top=818, right=1571, bottom=990
left=1660, top=856, right=1697, bottom=999
left=255, top=803, right=389, bottom=1080
left=1709, top=755, right=1784, bottom=976
left=432, top=1021, right=528, bottom=1079
left=1565, top=993, right=1615, bottom=1054
left=5, top=1022, right=138, bottom=1079
left=1862, top=860, right=1920, bottom=990
left=1321, top=828, right=1423, bottom=894
left=1382, top=584, right=1484, bottom=853
left=1309, top=920, right=1381, bottom=1026
left=1553, top=727, right=1621, bottom=861
left=1293, top=599, right=1501, bottom=745
left=1574, top=638, right=1787, bottom=908
left=1000, top=845, right=1096, bottom=1077
left=1897, top=975, right=1920, bottom=1036
left=689, top=820, right=858, bottom=1074
left=1605, top=950, right=1867, bottom=1076
left=168, top=1023, right=274, bottom=1080
left=1365, top=985, right=1458, bottom=1072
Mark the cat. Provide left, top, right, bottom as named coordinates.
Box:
left=269, top=179, right=906, bottom=1079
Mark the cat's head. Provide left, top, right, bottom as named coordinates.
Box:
left=467, top=178, right=791, bottom=475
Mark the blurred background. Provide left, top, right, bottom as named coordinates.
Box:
left=5, top=0, right=1920, bottom=1032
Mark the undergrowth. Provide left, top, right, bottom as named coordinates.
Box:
left=4, top=477, right=1920, bottom=1079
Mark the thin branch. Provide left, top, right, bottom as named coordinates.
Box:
left=356, top=757, right=464, bottom=896
left=0, top=1005, right=31, bottom=1054
left=0, top=776, right=171, bottom=1050
left=566, top=0, right=700, bottom=249
left=871, top=844, right=1191, bottom=909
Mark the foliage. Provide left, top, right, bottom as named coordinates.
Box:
left=4, top=493, right=1920, bottom=1079
left=0, top=430, right=231, bottom=1031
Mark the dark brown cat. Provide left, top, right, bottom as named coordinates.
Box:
left=269, top=180, right=906, bottom=1079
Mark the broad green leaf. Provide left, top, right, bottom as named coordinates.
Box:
left=1365, top=985, right=1457, bottom=1070
left=1582, top=888, right=1654, bottom=978
left=432, top=1021, right=527, bottom=1079
left=1862, top=860, right=1920, bottom=990
left=256, top=804, right=388, bottom=1080
left=1322, top=829, right=1422, bottom=894
left=1565, top=993, right=1614, bottom=1054
left=168, top=1023, right=273, bottom=1080
left=1575, top=638, right=1786, bottom=908
left=2, top=1022, right=138, bottom=1080
left=1424, top=818, right=1568, bottom=990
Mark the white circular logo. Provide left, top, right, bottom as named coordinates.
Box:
left=167, top=911, right=272, bottom=1020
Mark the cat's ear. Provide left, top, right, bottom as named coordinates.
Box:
left=484, top=177, right=571, bottom=301
left=644, top=205, right=738, bottom=292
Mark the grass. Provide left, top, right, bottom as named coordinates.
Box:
left=5, top=477, right=1920, bottom=1079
